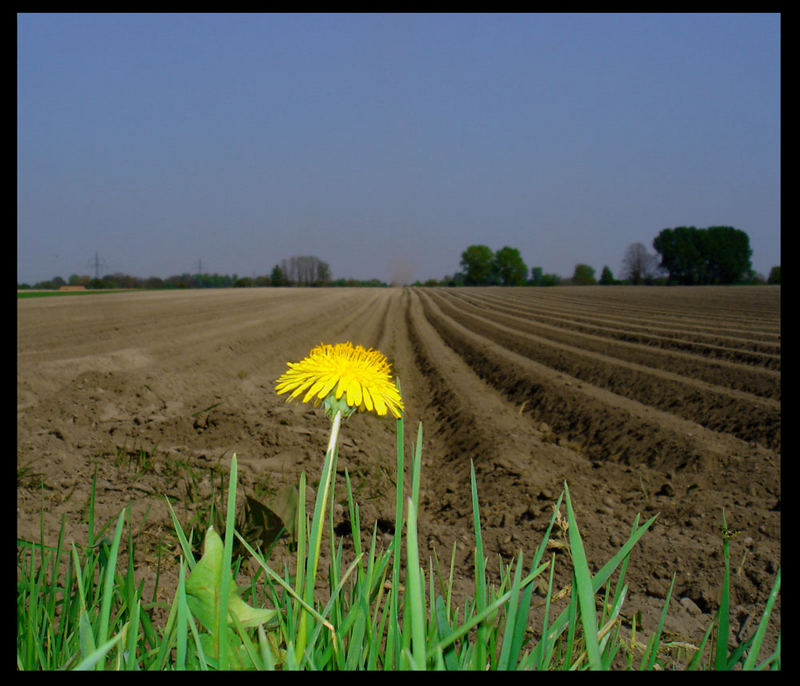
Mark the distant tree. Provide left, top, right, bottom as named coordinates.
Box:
left=653, top=226, right=751, bottom=284
left=460, top=245, right=496, bottom=285
left=108, top=272, right=137, bottom=289
left=571, top=263, right=596, bottom=285
left=539, top=273, right=562, bottom=287
left=441, top=272, right=465, bottom=287
left=622, top=242, right=662, bottom=285
left=767, top=266, right=781, bottom=284
left=652, top=227, right=702, bottom=284
left=703, top=226, right=753, bottom=284
left=270, top=264, right=287, bottom=286
left=32, top=276, right=65, bottom=289
left=234, top=276, right=254, bottom=288
left=163, top=274, right=192, bottom=289
left=145, top=276, right=163, bottom=289
left=599, top=265, right=615, bottom=285
left=529, top=266, right=543, bottom=286
left=280, top=256, right=330, bottom=285
left=743, top=270, right=766, bottom=285
left=494, top=246, right=528, bottom=286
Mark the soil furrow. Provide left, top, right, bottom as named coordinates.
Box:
left=444, top=290, right=780, bottom=400
left=458, top=287, right=781, bottom=349
left=401, top=289, right=624, bottom=611
left=509, top=287, right=780, bottom=332
left=417, top=289, right=777, bottom=467
left=453, top=289, right=780, bottom=364
left=425, top=290, right=780, bottom=452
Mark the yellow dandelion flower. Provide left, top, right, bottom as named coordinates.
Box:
left=275, top=342, right=404, bottom=419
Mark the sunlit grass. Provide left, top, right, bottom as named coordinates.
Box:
left=17, top=408, right=780, bottom=670
left=17, top=289, right=137, bottom=298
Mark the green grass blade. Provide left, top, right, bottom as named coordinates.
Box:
left=434, top=595, right=460, bottom=669
left=405, top=496, right=427, bottom=669
left=47, top=516, right=67, bottom=644
left=78, top=609, right=97, bottom=668
left=294, top=471, right=307, bottom=632
left=600, top=584, right=628, bottom=668
left=425, top=562, right=547, bottom=662
left=756, top=633, right=781, bottom=670
left=216, top=453, right=239, bottom=670
left=644, top=573, right=676, bottom=670
left=164, top=496, right=197, bottom=570
left=536, top=552, right=558, bottom=669
left=73, top=630, right=126, bottom=671
left=411, top=422, right=422, bottom=508
left=385, top=412, right=406, bottom=670
left=70, top=543, right=97, bottom=667
left=234, top=530, right=335, bottom=640
left=97, top=508, right=127, bottom=658
left=469, top=462, right=487, bottom=610
left=564, top=579, right=579, bottom=668
left=686, top=610, right=717, bottom=670
left=175, top=557, right=189, bottom=670
left=715, top=511, right=732, bottom=670
left=497, top=551, right=525, bottom=669
left=124, top=596, right=141, bottom=670
left=564, top=482, right=602, bottom=670
left=543, top=505, right=658, bottom=654
left=257, top=624, right=276, bottom=670
left=469, top=460, right=489, bottom=670
left=742, top=567, right=780, bottom=670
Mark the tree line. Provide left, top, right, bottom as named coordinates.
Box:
left=413, top=226, right=779, bottom=287
left=18, top=226, right=781, bottom=290
left=629, top=225, right=779, bottom=285
left=18, top=255, right=390, bottom=291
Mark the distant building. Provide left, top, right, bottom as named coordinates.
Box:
left=59, top=285, right=86, bottom=291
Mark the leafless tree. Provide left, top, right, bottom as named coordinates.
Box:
left=281, top=256, right=331, bottom=285
left=621, top=242, right=662, bottom=284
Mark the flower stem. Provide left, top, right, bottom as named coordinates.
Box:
left=309, top=408, right=341, bottom=584
left=296, top=408, right=342, bottom=663
left=326, top=408, right=343, bottom=458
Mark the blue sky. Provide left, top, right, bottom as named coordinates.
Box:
left=18, top=12, right=780, bottom=284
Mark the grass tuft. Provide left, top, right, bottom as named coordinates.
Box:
left=17, top=416, right=780, bottom=670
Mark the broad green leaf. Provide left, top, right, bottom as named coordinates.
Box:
left=185, top=526, right=278, bottom=633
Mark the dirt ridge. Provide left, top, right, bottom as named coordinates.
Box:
left=447, top=290, right=781, bottom=394
left=455, top=289, right=780, bottom=362
left=424, top=290, right=780, bottom=452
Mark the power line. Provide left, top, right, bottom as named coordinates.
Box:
left=88, top=251, right=107, bottom=280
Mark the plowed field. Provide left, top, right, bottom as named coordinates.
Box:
left=17, top=285, right=780, bottom=657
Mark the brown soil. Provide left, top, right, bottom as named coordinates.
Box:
left=17, top=285, right=781, bottom=664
